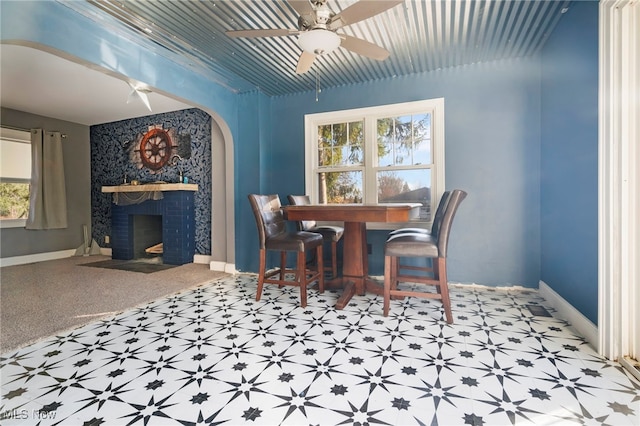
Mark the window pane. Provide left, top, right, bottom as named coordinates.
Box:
left=394, top=115, right=413, bottom=145
left=317, top=125, right=331, bottom=167
left=1, top=128, right=31, bottom=221
left=395, top=139, right=411, bottom=165
left=412, top=113, right=431, bottom=164
left=378, top=142, right=394, bottom=167
left=377, top=117, right=394, bottom=167
left=376, top=113, right=432, bottom=166
left=377, top=169, right=432, bottom=220
left=318, top=171, right=363, bottom=204
left=346, top=121, right=363, bottom=165
left=318, top=122, right=363, bottom=167
left=1, top=139, right=31, bottom=179
left=0, top=183, right=30, bottom=219
left=413, top=138, right=431, bottom=165
left=333, top=123, right=347, bottom=147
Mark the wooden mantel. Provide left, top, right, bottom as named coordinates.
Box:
left=101, top=183, right=198, bottom=193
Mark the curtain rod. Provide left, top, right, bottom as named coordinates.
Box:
left=1, top=125, right=67, bottom=138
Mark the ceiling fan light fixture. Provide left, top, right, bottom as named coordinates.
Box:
left=298, top=29, right=340, bottom=55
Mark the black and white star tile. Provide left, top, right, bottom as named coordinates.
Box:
left=1, top=275, right=638, bottom=425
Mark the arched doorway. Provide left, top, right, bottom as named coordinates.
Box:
left=207, top=114, right=235, bottom=272
left=2, top=43, right=236, bottom=271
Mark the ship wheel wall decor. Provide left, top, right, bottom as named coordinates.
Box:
left=137, top=128, right=175, bottom=170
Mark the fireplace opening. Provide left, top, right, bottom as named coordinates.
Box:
left=132, top=214, right=163, bottom=262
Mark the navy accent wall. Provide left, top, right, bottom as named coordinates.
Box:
left=235, top=59, right=542, bottom=288
left=540, top=3, right=599, bottom=324
left=91, top=108, right=212, bottom=255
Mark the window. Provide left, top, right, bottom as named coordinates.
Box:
left=0, top=127, right=31, bottom=228
left=304, top=98, right=445, bottom=228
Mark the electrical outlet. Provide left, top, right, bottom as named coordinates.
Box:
left=105, top=235, right=110, bottom=244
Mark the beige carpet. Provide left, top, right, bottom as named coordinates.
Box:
left=0, top=255, right=229, bottom=354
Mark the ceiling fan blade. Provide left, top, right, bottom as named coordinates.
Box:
left=329, top=0, right=403, bottom=30
left=288, top=0, right=314, bottom=18
left=296, top=50, right=316, bottom=74
left=126, top=83, right=137, bottom=105
left=226, top=29, right=297, bottom=38
left=137, top=91, right=152, bottom=112
left=126, top=82, right=152, bottom=111
left=340, top=34, right=390, bottom=61
left=288, top=0, right=315, bottom=29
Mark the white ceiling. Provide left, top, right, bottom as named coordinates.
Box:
left=0, top=44, right=193, bottom=126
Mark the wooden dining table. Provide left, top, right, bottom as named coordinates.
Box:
left=282, top=203, right=421, bottom=309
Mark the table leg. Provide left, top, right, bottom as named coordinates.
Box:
left=333, top=221, right=368, bottom=309
left=335, top=282, right=356, bottom=309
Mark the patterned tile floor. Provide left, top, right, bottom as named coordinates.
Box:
left=1, top=274, right=638, bottom=425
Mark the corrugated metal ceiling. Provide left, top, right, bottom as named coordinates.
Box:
left=63, top=0, right=572, bottom=97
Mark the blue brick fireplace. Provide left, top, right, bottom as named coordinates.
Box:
left=111, top=191, right=195, bottom=265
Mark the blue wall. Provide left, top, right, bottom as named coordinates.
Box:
left=540, top=2, right=599, bottom=324
left=235, top=90, right=273, bottom=271
left=237, top=59, right=542, bottom=287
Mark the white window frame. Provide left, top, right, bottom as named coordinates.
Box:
left=0, top=127, right=31, bottom=229
left=304, top=98, right=445, bottom=230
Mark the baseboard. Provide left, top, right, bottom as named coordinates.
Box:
left=539, top=280, right=599, bottom=351
left=620, top=357, right=640, bottom=383
left=100, top=248, right=112, bottom=256
left=210, top=261, right=236, bottom=274
left=193, top=254, right=211, bottom=265
left=0, top=249, right=76, bottom=267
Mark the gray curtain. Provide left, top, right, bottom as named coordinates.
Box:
left=26, top=129, right=68, bottom=229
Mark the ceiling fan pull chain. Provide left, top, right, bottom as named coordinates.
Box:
left=315, top=70, right=321, bottom=102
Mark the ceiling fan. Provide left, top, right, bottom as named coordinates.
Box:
left=126, top=82, right=152, bottom=112
left=226, top=0, right=403, bottom=74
